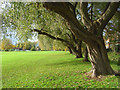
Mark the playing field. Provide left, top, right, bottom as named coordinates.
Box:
left=2, top=51, right=119, bottom=88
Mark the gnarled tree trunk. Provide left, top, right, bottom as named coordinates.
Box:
left=43, top=2, right=119, bottom=77
left=69, top=44, right=83, bottom=58
left=87, top=38, right=115, bottom=77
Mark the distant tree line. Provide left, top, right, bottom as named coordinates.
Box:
left=0, top=38, right=40, bottom=51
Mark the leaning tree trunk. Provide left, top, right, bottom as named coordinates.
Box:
left=83, top=46, right=89, bottom=62
left=67, top=41, right=83, bottom=58
left=43, top=2, right=119, bottom=77
left=70, top=46, right=83, bottom=58
left=87, top=39, right=115, bottom=77
left=67, top=47, right=72, bottom=54
left=76, top=40, right=83, bottom=58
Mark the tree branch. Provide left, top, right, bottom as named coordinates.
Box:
left=33, top=29, right=70, bottom=44
left=43, top=3, right=97, bottom=42
left=43, top=2, right=107, bottom=46
left=101, top=2, right=111, bottom=15
left=74, top=2, right=78, bottom=16
left=64, top=33, right=72, bottom=40
left=43, top=2, right=85, bottom=30
left=80, top=2, right=92, bottom=28
left=33, top=29, right=78, bottom=52
left=95, top=2, right=120, bottom=30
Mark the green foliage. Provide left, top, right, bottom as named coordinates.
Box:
left=2, top=2, right=70, bottom=40
left=108, top=52, right=120, bottom=62
left=0, top=38, right=15, bottom=50
left=30, top=46, right=36, bottom=51
left=2, top=2, right=73, bottom=50
left=16, top=41, right=38, bottom=50
left=2, top=51, right=118, bottom=88
left=38, top=35, right=66, bottom=51
left=38, top=35, right=53, bottom=50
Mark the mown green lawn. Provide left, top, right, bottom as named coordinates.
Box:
left=2, top=51, right=119, bottom=88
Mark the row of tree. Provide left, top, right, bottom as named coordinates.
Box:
left=1, top=2, right=120, bottom=77
left=16, top=41, right=40, bottom=51
left=0, top=37, right=68, bottom=51
left=43, top=2, right=120, bottom=77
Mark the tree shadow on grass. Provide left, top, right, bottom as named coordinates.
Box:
left=46, top=60, right=91, bottom=66
left=46, top=58, right=118, bottom=67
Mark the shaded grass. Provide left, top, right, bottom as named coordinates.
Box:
left=2, top=51, right=119, bottom=88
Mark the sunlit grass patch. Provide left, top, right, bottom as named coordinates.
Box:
left=2, top=51, right=119, bottom=88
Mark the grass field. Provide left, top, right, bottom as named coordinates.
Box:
left=2, top=51, right=119, bottom=88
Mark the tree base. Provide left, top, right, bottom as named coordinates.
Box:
left=76, top=55, right=83, bottom=58
left=87, top=69, right=115, bottom=78
left=83, top=59, right=90, bottom=62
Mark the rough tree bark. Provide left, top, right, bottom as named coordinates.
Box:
left=43, top=2, right=120, bottom=77
left=86, top=39, right=115, bottom=77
